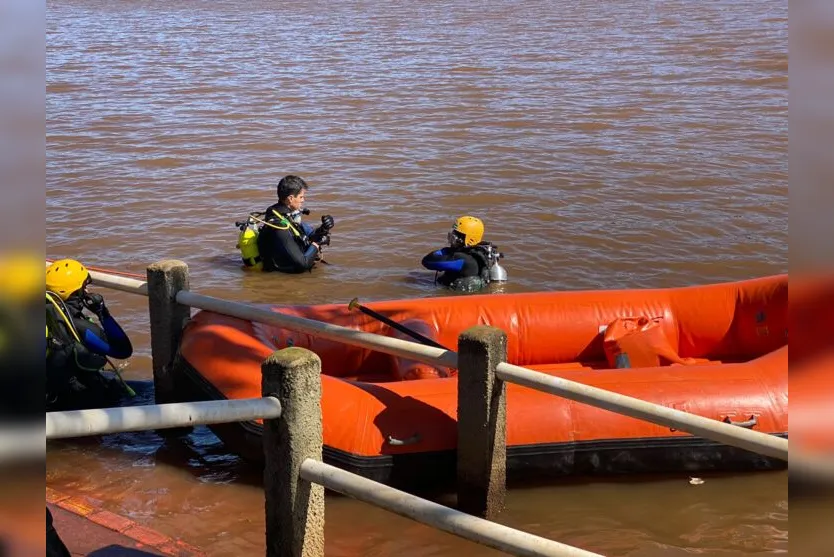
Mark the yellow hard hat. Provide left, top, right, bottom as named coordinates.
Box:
left=452, top=216, right=484, bottom=247
left=45, top=259, right=90, bottom=300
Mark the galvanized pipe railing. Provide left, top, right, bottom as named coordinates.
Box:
left=299, top=458, right=603, bottom=557
left=45, top=261, right=150, bottom=296
left=176, top=289, right=458, bottom=367
left=495, top=363, right=788, bottom=461
left=89, top=270, right=148, bottom=296
left=46, top=397, right=282, bottom=439
left=49, top=261, right=788, bottom=461
left=261, top=348, right=605, bottom=557
left=175, top=290, right=788, bottom=462
left=42, top=259, right=790, bottom=557
left=42, top=351, right=611, bottom=557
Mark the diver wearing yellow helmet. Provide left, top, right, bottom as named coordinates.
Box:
left=46, top=259, right=134, bottom=410
left=421, top=216, right=507, bottom=292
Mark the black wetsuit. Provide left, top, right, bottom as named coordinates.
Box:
left=46, top=293, right=133, bottom=410
left=421, top=246, right=491, bottom=291
left=257, top=203, right=325, bottom=273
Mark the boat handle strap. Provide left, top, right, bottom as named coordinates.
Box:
left=722, top=415, right=758, bottom=429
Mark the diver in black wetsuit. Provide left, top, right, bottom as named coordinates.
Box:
left=257, top=175, right=335, bottom=273
left=421, top=216, right=507, bottom=292
left=45, top=259, right=133, bottom=410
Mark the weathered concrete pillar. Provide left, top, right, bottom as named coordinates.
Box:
left=147, top=260, right=190, bottom=405
left=456, top=325, right=508, bottom=519
left=262, top=347, right=325, bottom=557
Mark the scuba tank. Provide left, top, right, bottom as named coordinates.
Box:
left=235, top=214, right=263, bottom=271
left=235, top=208, right=321, bottom=271
left=489, top=253, right=508, bottom=282
left=475, top=242, right=508, bottom=283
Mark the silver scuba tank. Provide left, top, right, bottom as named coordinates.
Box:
left=490, top=260, right=508, bottom=282
left=481, top=242, right=508, bottom=283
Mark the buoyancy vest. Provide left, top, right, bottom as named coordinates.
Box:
left=467, top=246, right=493, bottom=283
left=268, top=208, right=306, bottom=241
left=46, top=292, right=111, bottom=407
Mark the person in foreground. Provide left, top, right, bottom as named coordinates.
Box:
left=421, top=216, right=507, bottom=293
left=45, top=259, right=133, bottom=411
left=256, top=175, right=336, bottom=273
left=46, top=507, right=71, bottom=557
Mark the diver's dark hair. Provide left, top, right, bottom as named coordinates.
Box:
left=276, top=175, right=309, bottom=202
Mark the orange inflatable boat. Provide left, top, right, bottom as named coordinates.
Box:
left=172, top=274, right=788, bottom=484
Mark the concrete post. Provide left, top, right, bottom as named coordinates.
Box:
left=456, top=325, right=508, bottom=519
left=262, top=348, right=325, bottom=557
left=146, top=260, right=190, bottom=405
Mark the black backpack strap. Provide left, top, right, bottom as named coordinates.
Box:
left=467, top=246, right=492, bottom=282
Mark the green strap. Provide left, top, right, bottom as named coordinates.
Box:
left=271, top=210, right=303, bottom=238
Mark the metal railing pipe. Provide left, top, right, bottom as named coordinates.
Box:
left=176, top=290, right=458, bottom=369
left=46, top=397, right=282, bottom=439
left=299, top=459, right=604, bottom=557
left=46, top=260, right=148, bottom=296
left=495, top=362, right=789, bottom=461
left=49, top=263, right=788, bottom=461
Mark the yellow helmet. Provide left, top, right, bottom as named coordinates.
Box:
left=452, top=216, right=484, bottom=247
left=46, top=259, right=90, bottom=300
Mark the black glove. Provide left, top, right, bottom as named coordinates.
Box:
left=320, top=214, right=335, bottom=232
left=317, top=234, right=331, bottom=247
left=82, top=292, right=106, bottom=315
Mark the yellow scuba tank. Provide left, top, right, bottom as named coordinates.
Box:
left=236, top=215, right=263, bottom=271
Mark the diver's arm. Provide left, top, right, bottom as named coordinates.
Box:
left=301, top=221, right=315, bottom=237
left=74, top=313, right=133, bottom=359
left=279, top=229, right=320, bottom=272
left=97, top=311, right=133, bottom=359
left=299, top=243, right=319, bottom=270
left=421, top=248, right=466, bottom=273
